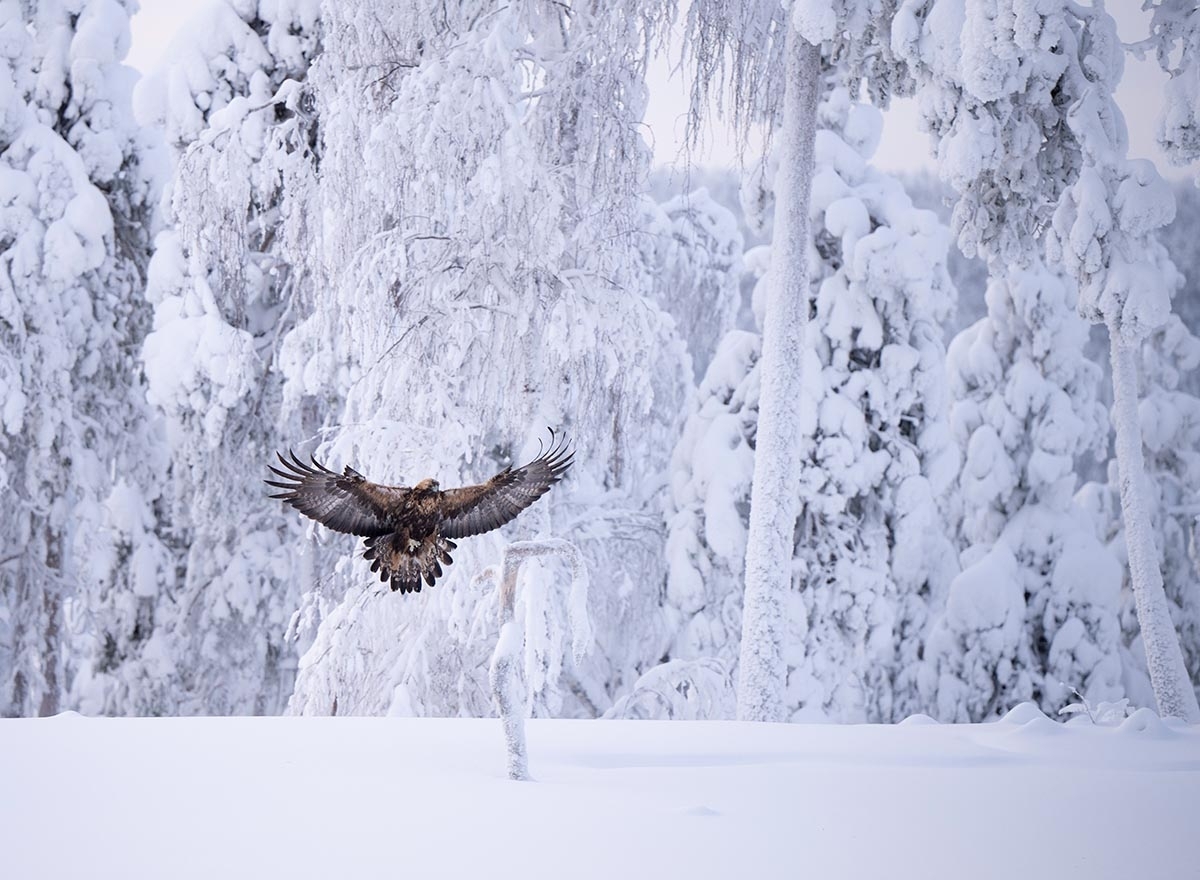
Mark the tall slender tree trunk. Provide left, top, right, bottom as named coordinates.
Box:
left=736, top=25, right=821, bottom=723
left=1110, top=330, right=1200, bottom=721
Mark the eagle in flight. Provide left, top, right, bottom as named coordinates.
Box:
left=267, top=431, right=573, bottom=594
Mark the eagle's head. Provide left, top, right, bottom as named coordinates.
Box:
left=414, top=478, right=440, bottom=496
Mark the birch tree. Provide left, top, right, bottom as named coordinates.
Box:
left=282, top=0, right=690, bottom=718
left=735, top=15, right=822, bottom=722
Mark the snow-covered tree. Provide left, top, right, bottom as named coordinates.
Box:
left=733, top=10, right=821, bottom=723
left=1135, top=318, right=1200, bottom=700
left=281, top=0, right=689, bottom=718
left=664, top=88, right=960, bottom=722
left=1047, top=5, right=1199, bottom=722
left=1138, top=1, right=1200, bottom=174
left=892, top=0, right=1094, bottom=263
left=131, top=0, right=323, bottom=714
left=677, top=0, right=921, bottom=721
left=894, top=0, right=1133, bottom=720
left=922, top=263, right=1121, bottom=720
left=0, top=0, right=168, bottom=716
left=678, top=0, right=822, bottom=723
left=1160, top=183, right=1200, bottom=372
left=640, top=188, right=744, bottom=380
left=1078, top=313, right=1200, bottom=707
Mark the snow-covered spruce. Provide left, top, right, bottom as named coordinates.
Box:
left=922, top=262, right=1120, bottom=721
left=895, top=0, right=1134, bottom=722
left=134, top=0, right=323, bottom=714
left=892, top=0, right=1096, bottom=264
left=1139, top=0, right=1200, bottom=175
left=664, top=89, right=959, bottom=722
left=1047, top=6, right=1200, bottom=722
left=0, top=0, right=170, bottom=716
left=639, top=189, right=744, bottom=382
left=1078, top=315, right=1200, bottom=708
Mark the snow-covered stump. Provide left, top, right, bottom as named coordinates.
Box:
left=480, top=539, right=592, bottom=780
left=490, top=608, right=528, bottom=781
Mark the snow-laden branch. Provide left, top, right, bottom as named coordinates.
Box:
left=476, top=539, right=592, bottom=780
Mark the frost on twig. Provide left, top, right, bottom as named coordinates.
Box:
left=1058, top=684, right=1132, bottom=725
left=478, top=539, right=592, bottom=781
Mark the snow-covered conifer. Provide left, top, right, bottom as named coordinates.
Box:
left=282, top=0, right=689, bottom=718
left=895, top=0, right=1129, bottom=721
left=663, top=88, right=959, bottom=722
left=1078, top=314, right=1200, bottom=708
left=1047, top=5, right=1200, bottom=722
left=923, top=263, right=1121, bottom=720
left=0, top=0, right=167, bottom=715
left=642, top=189, right=744, bottom=380
left=892, top=0, right=1090, bottom=264
left=679, top=0, right=926, bottom=721
left=1139, top=1, right=1200, bottom=173
left=133, top=0, right=323, bottom=714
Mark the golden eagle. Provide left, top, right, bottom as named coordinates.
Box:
left=267, top=431, right=573, bottom=594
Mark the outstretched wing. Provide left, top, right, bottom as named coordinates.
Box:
left=438, top=431, right=574, bottom=539
left=266, top=451, right=407, bottom=537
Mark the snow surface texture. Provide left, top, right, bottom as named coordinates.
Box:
left=2, top=709, right=1197, bottom=879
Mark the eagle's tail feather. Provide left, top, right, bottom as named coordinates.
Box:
left=361, top=532, right=455, bottom=594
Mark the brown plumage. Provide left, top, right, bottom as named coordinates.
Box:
left=266, top=430, right=573, bottom=594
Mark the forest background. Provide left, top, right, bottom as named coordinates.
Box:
left=1, top=0, right=1199, bottom=724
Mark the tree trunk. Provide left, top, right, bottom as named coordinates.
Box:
left=736, top=25, right=821, bottom=723
left=1110, top=331, right=1200, bottom=721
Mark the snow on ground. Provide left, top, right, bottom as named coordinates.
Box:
left=2, top=708, right=1197, bottom=879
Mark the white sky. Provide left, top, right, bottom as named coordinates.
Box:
left=128, top=1, right=1187, bottom=181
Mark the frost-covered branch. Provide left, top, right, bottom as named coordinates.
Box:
left=283, top=0, right=690, bottom=720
